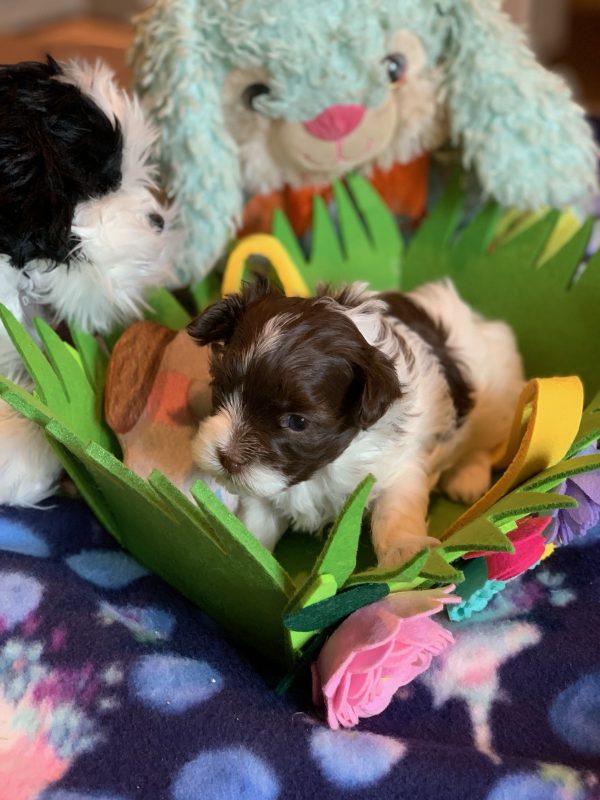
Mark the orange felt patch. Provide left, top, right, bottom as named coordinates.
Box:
left=145, top=371, right=192, bottom=426
left=238, top=154, right=430, bottom=240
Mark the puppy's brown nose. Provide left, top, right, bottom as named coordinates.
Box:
left=218, top=448, right=246, bottom=475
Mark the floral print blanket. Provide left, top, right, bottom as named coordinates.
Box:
left=1, top=497, right=599, bottom=800
left=3, top=116, right=600, bottom=800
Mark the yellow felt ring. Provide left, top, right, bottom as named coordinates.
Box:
left=441, top=375, right=584, bottom=539
left=221, top=235, right=310, bottom=298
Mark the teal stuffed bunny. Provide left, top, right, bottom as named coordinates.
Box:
left=132, top=0, right=597, bottom=282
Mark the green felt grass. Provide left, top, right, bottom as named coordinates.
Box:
left=1, top=176, right=599, bottom=665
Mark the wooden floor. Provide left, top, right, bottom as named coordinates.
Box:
left=0, top=11, right=598, bottom=109
left=0, top=18, right=133, bottom=86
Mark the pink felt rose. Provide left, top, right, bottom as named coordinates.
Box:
left=311, top=586, right=458, bottom=729
left=463, top=516, right=550, bottom=581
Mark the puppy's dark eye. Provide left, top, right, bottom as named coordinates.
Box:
left=383, top=53, right=407, bottom=84
left=148, top=212, right=165, bottom=231
left=283, top=414, right=307, bottom=432
left=242, top=83, right=271, bottom=111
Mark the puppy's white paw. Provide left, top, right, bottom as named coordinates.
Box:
left=0, top=403, right=61, bottom=506
left=441, top=455, right=492, bottom=505
left=375, top=534, right=439, bottom=570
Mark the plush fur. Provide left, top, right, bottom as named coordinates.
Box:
left=132, top=0, right=598, bottom=282
left=188, top=280, right=524, bottom=564
left=0, top=57, right=175, bottom=507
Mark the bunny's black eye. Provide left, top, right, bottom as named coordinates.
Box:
left=242, top=83, right=271, bottom=111
left=383, top=53, right=407, bottom=84
left=283, top=414, right=307, bottom=432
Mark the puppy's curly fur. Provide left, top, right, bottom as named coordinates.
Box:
left=189, top=280, right=524, bottom=564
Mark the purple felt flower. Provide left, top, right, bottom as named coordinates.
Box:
left=547, top=446, right=600, bottom=545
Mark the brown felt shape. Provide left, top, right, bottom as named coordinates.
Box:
left=105, top=322, right=212, bottom=494
left=105, top=321, right=178, bottom=433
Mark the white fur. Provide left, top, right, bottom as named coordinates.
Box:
left=0, top=387, right=61, bottom=508
left=29, top=60, right=177, bottom=333
left=193, top=281, right=524, bottom=565
left=0, top=60, right=176, bottom=507
left=241, top=312, right=299, bottom=368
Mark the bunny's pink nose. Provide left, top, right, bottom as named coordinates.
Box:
left=303, top=104, right=367, bottom=141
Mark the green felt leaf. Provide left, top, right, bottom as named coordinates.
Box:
left=272, top=176, right=402, bottom=293
left=45, top=423, right=123, bottom=542
left=285, top=573, right=338, bottom=653
left=345, top=174, right=404, bottom=279
left=453, top=557, right=490, bottom=602
left=0, top=305, right=66, bottom=406
left=276, top=629, right=328, bottom=695
left=189, top=480, right=296, bottom=594
left=419, top=550, right=465, bottom=584
left=190, top=272, right=223, bottom=312
left=145, top=287, right=191, bottom=329
left=312, top=195, right=345, bottom=274
left=487, top=491, right=578, bottom=523
left=518, top=453, right=600, bottom=494
left=428, top=495, right=469, bottom=537
left=441, top=518, right=514, bottom=555
left=0, top=309, right=117, bottom=454
left=567, top=391, right=600, bottom=457
left=407, top=171, right=465, bottom=266
left=69, top=326, right=109, bottom=395
left=312, top=475, right=374, bottom=588
left=334, top=180, right=373, bottom=262
left=345, top=548, right=430, bottom=588
left=102, top=325, right=125, bottom=352
left=273, top=530, right=326, bottom=589
left=33, top=320, right=85, bottom=401
left=272, top=209, right=309, bottom=273
left=451, top=202, right=504, bottom=262
left=0, top=378, right=55, bottom=428
left=283, top=583, right=389, bottom=633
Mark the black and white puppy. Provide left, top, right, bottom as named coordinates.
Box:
left=0, top=57, right=174, bottom=506
left=188, top=279, right=524, bottom=566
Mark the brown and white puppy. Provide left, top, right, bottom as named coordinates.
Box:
left=187, top=280, right=524, bottom=566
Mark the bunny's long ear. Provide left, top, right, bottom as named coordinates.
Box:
left=442, top=0, right=597, bottom=210
left=131, top=0, right=242, bottom=284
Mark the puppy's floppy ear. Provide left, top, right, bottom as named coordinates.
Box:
left=350, top=346, right=402, bottom=430
left=187, top=277, right=277, bottom=346
left=187, top=294, right=244, bottom=346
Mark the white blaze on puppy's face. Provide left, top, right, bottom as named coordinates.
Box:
left=193, top=391, right=287, bottom=499
left=240, top=312, right=298, bottom=371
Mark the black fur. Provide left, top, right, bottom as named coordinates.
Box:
left=0, top=56, right=123, bottom=269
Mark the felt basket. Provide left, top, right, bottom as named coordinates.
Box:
left=1, top=175, right=599, bottom=674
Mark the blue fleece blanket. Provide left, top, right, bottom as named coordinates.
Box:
left=1, top=496, right=599, bottom=800
left=3, top=118, right=600, bottom=800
